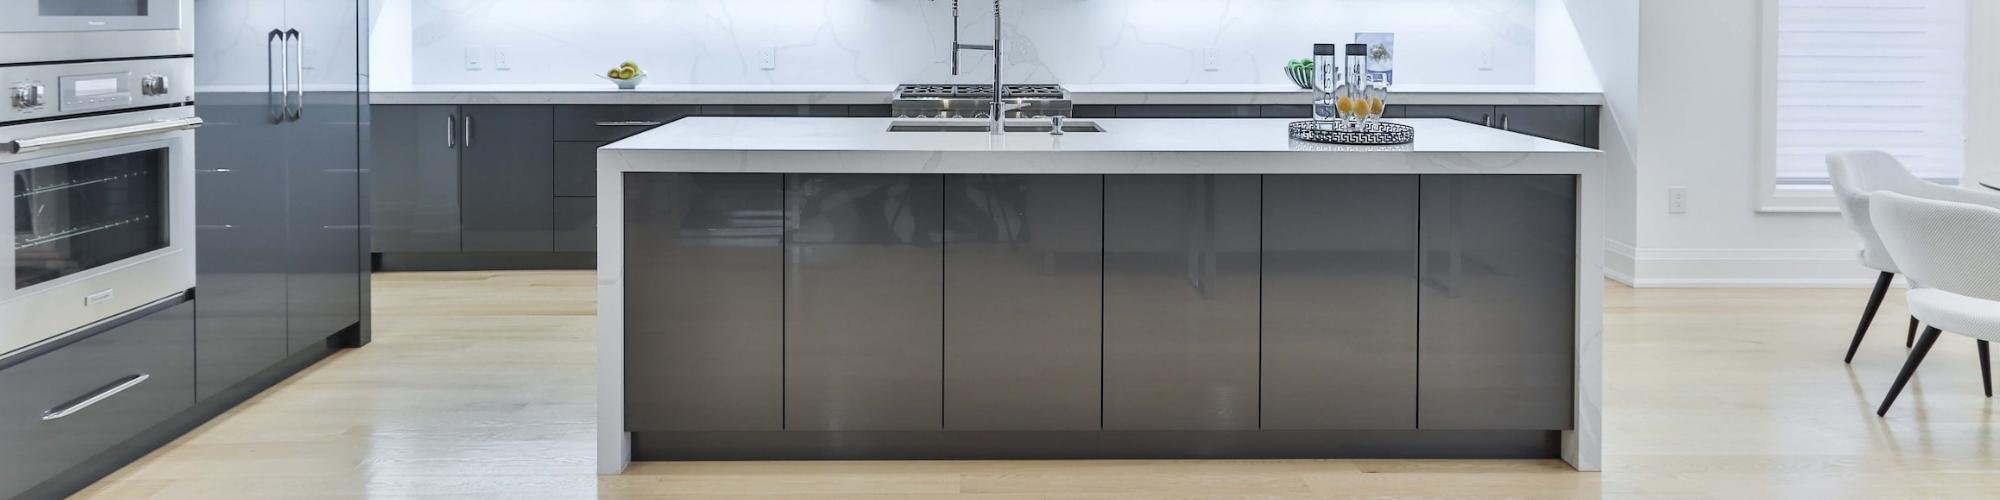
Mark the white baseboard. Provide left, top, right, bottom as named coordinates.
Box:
left=1622, top=246, right=1898, bottom=288
left=1603, top=239, right=1636, bottom=286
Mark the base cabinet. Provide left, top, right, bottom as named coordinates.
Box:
left=1418, top=175, right=1578, bottom=430
left=624, top=173, right=1578, bottom=445
left=1261, top=175, right=1420, bottom=430
left=623, top=174, right=785, bottom=432
left=0, top=297, right=194, bottom=500
left=1102, top=175, right=1262, bottom=431
left=944, top=175, right=1103, bottom=431
left=784, top=174, right=946, bottom=431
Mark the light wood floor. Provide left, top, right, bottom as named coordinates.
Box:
left=74, top=271, right=1999, bottom=499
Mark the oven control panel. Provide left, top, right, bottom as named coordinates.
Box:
left=1, top=57, right=192, bottom=124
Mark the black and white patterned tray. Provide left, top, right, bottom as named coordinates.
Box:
left=1289, top=121, right=1415, bottom=145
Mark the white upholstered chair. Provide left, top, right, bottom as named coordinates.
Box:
left=1827, top=151, right=2000, bottom=362
left=1868, top=192, right=1999, bottom=415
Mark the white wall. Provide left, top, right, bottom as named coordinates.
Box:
left=1630, top=0, right=1873, bottom=287
left=1559, top=0, right=1638, bottom=283
left=381, top=0, right=1542, bottom=87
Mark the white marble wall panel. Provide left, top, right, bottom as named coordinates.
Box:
left=400, top=0, right=1537, bottom=87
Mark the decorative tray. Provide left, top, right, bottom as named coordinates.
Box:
left=1288, top=121, right=1415, bottom=145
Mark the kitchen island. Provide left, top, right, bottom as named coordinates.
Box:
left=596, top=117, right=1603, bottom=473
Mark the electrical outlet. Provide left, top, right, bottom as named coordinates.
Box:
left=463, top=46, right=482, bottom=71
left=760, top=47, right=777, bottom=71
left=1202, top=47, right=1220, bottom=72
left=1668, top=186, right=1689, bottom=214
left=1478, top=45, right=1495, bottom=72
left=493, top=46, right=512, bottom=70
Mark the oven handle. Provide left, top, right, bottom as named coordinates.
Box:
left=42, top=374, right=150, bottom=421
left=6, top=117, right=205, bottom=154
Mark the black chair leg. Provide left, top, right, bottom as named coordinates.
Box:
left=1846, top=272, right=1896, bottom=363
left=1908, top=316, right=1920, bottom=348
left=1980, top=340, right=1992, bottom=398
left=1879, top=327, right=1944, bottom=416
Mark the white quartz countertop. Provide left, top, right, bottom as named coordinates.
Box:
left=370, top=83, right=1603, bottom=107
left=604, top=117, right=1597, bottom=155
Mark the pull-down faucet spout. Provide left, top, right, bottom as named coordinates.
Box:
left=948, top=0, right=1011, bottom=135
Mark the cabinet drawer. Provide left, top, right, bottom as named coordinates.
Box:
left=553, top=105, right=695, bottom=142
left=0, top=296, right=195, bottom=499
left=554, top=142, right=604, bottom=197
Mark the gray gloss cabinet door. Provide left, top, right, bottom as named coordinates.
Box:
left=785, top=174, right=944, bottom=431
left=1399, top=105, right=1496, bottom=128
left=1418, top=175, right=1576, bottom=430
left=0, top=299, right=194, bottom=500
left=1261, top=175, right=1419, bottom=430
left=624, top=174, right=784, bottom=431
left=193, top=93, right=290, bottom=401
left=460, top=105, right=556, bottom=252
left=286, top=89, right=364, bottom=353
left=943, top=175, right=1102, bottom=431
left=1103, top=175, right=1261, bottom=431
left=1496, top=106, right=1591, bottom=148
left=369, top=105, right=462, bottom=252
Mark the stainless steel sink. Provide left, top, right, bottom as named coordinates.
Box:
left=887, top=119, right=1105, bottom=133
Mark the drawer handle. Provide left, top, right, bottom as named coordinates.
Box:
left=41, top=374, right=150, bottom=421
left=595, top=121, right=664, bottom=127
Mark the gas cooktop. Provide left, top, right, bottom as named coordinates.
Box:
left=894, top=84, right=1067, bottom=100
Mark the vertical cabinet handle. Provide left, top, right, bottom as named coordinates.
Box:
left=267, top=29, right=284, bottom=123
left=1482, top=113, right=1493, bottom=128
left=446, top=114, right=457, bottom=148
left=286, top=29, right=303, bottom=121
left=1500, top=114, right=1510, bottom=131
left=41, top=374, right=150, bottom=421
left=463, top=115, right=474, bottom=148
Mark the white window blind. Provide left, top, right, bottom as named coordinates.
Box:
left=1775, top=0, right=1967, bottom=185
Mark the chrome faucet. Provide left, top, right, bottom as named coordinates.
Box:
left=948, top=0, right=1013, bottom=135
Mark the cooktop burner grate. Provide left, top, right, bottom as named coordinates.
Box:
left=895, top=84, right=1067, bottom=99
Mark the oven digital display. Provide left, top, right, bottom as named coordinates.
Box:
left=72, top=78, right=119, bottom=97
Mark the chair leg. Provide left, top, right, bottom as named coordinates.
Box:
left=1846, top=272, right=1896, bottom=363
left=1879, top=327, right=1944, bottom=416
left=1980, top=340, right=1992, bottom=398
left=1908, top=316, right=1920, bottom=348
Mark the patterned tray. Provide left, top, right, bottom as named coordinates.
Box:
left=1288, top=121, right=1415, bottom=145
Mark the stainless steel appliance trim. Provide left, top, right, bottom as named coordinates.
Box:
left=6, top=117, right=202, bottom=154
left=40, top=374, right=150, bottom=421
left=0, top=290, right=188, bottom=368
left=286, top=29, right=302, bottom=121
left=268, top=29, right=283, bottom=123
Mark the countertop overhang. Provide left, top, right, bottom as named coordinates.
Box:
left=370, top=83, right=1604, bottom=107
left=600, top=118, right=1601, bottom=176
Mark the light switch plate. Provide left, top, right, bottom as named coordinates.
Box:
left=464, top=46, right=483, bottom=71
left=493, top=46, right=512, bottom=70
left=1202, top=47, right=1220, bottom=72
left=1668, top=186, right=1689, bottom=214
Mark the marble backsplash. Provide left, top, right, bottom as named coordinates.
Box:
left=378, top=0, right=1540, bottom=87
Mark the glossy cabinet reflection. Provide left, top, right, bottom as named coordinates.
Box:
left=1261, top=175, right=1420, bottom=430
left=286, top=88, right=364, bottom=354
left=785, top=174, right=945, bottom=431
left=1103, top=175, right=1261, bottom=430
left=1418, top=175, right=1577, bottom=430
left=624, top=174, right=785, bottom=431
left=944, top=175, right=1103, bottom=431
left=192, top=93, right=290, bottom=400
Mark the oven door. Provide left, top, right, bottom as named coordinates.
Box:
left=1, top=108, right=197, bottom=359
left=0, top=0, right=182, bottom=33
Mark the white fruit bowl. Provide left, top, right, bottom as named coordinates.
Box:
left=596, top=71, right=647, bottom=90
